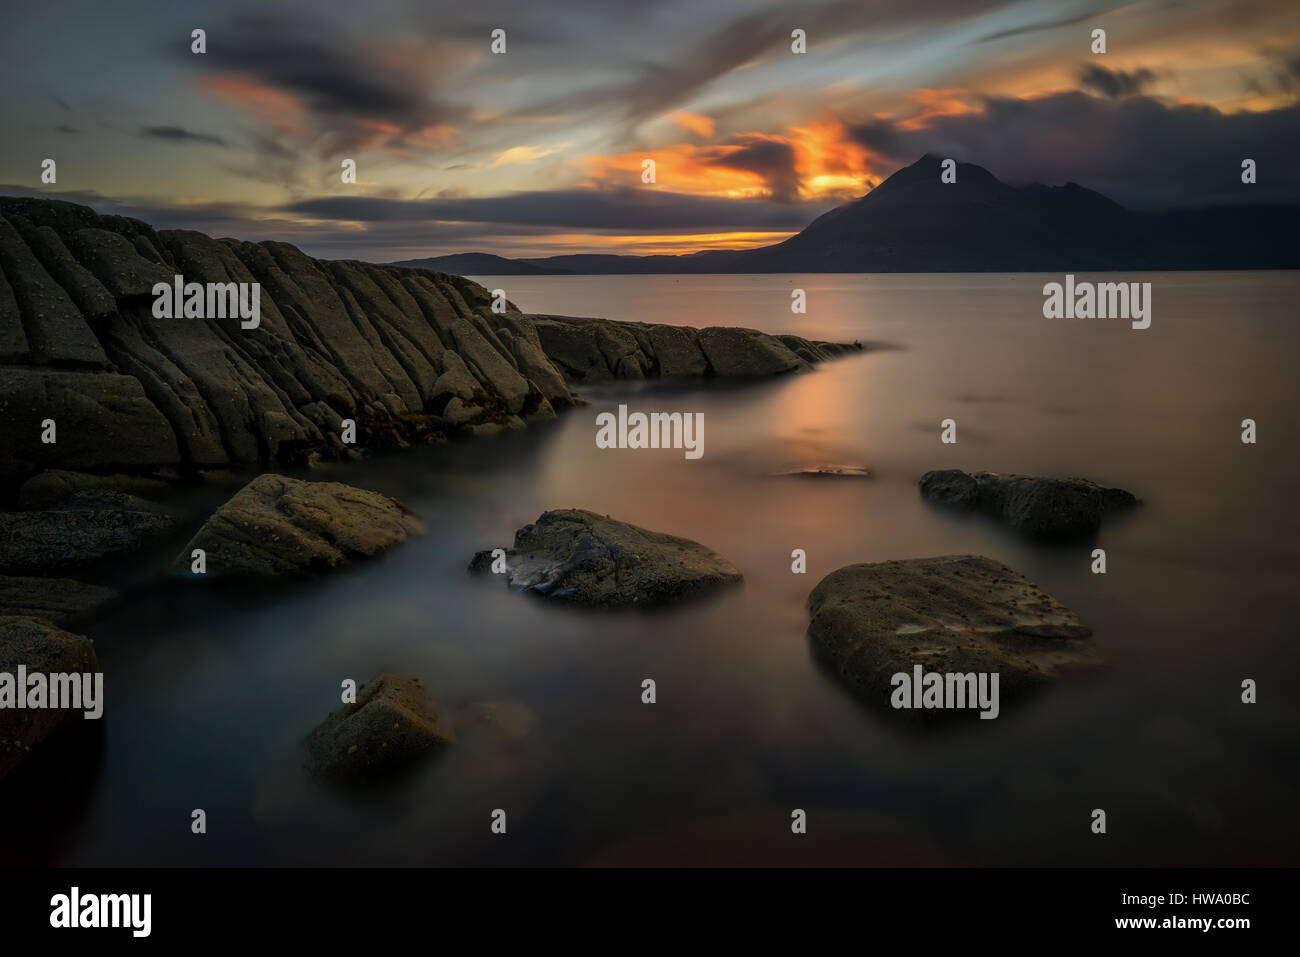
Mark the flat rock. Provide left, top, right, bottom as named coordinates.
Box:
left=472, top=508, right=743, bottom=608
left=18, top=469, right=171, bottom=509
left=920, top=469, right=1138, bottom=537
left=0, top=575, right=118, bottom=626
left=0, top=615, right=99, bottom=780
left=774, top=465, right=871, bottom=478
left=807, top=555, right=1103, bottom=712
left=174, top=473, right=424, bottom=577
left=0, top=491, right=176, bottom=574
left=306, top=673, right=452, bottom=785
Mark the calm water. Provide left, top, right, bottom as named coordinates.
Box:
left=4, top=272, right=1298, bottom=866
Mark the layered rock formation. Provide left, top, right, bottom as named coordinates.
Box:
left=532, top=314, right=861, bottom=383
left=0, top=196, right=566, bottom=499
left=0, top=196, right=860, bottom=506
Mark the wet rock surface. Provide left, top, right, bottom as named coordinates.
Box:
left=920, top=469, right=1139, bottom=537
left=173, top=473, right=423, bottom=577
left=530, top=313, right=862, bottom=384
left=0, top=575, right=118, bottom=627
left=807, top=555, right=1104, bottom=713
left=0, top=491, right=176, bottom=574
left=472, top=508, right=743, bottom=608
left=0, top=615, right=100, bottom=780
left=306, top=673, right=452, bottom=785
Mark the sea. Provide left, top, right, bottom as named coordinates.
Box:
left=3, top=271, right=1296, bottom=866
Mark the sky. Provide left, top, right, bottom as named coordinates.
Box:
left=1, top=0, right=1298, bottom=260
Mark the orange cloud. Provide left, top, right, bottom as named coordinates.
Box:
left=200, top=75, right=308, bottom=135
left=672, top=112, right=717, bottom=137
left=897, top=88, right=981, bottom=130
left=520, top=230, right=795, bottom=255
left=577, top=123, right=882, bottom=203
left=577, top=144, right=774, bottom=198
left=787, top=120, right=879, bottom=199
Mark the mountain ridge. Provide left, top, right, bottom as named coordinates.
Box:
left=395, top=156, right=1300, bottom=274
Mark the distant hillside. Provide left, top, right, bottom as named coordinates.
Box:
left=392, top=252, right=575, bottom=275
left=409, top=155, right=1300, bottom=274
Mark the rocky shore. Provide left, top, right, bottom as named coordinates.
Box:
left=0, top=195, right=866, bottom=781
left=0, top=195, right=861, bottom=506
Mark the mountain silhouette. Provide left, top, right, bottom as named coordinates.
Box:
left=398, top=155, right=1300, bottom=274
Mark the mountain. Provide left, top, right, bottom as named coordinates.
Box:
left=411, top=155, right=1300, bottom=274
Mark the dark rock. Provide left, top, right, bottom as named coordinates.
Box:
left=0, top=615, right=100, bottom=780
left=473, top=508, right=742, bottom=607
left=173, top=473, right=423, bottom=577
left=530, top=313, right=858, bottom=384
left=18, top=469, right=170, bottom=509
left=774, top=465, right=871, bottom=478
left=0, top=575, right=118, bottom=626
left=0, top=367, right=180, bottom=485
left=306, top=673, right=452, bottom=784
left=698, top=326, right=807, bottom=376
left=0, top=492, right=176, bottom=574
left=919, top=469, right=1139, bottom=537
left=69, top=227, right=173, bottom=299
left=0, top=215, right=109, bottom=367
left=807, top=555, right=1103, bottom=715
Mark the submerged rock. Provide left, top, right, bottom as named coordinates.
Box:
left=306, top=673, right=452, bottom=785
left=919, top=469, right=1138, bottom=537
left=0, top=575, right=118, bottom=626
left=0, top=615, right=100, bottom=780
left=173, top=473, right=423, bottom=577
left=0, top=491, right=176, bottom=574
left=807, top=555, right=1103, bottom=715
left=472, top=508, right=743, bottom=607
left=774, top=465, right=871, bottom=479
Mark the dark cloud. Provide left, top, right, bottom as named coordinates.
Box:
left=1251, top=46, right=1300, bottom=95
left=848, top=91, right=1300, bottom=207
left=284, top=188, right=825, bottom=231
left=709, top=135, right=800, bottom=202
left=54, top=125, right=80, bottom=134
left=194, top=11, right=464, bottom=153
left=1079, top=64, right=1156, bottom=98
left=140, top=125, right=228, bottom=146
left=522, top=0, right=1011, bottom=130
